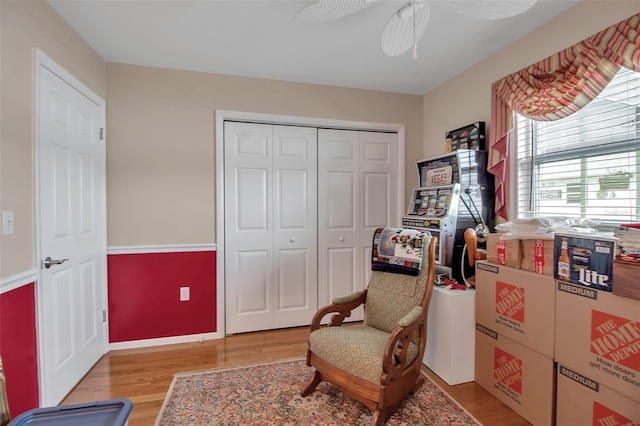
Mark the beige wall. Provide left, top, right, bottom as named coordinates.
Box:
left=106, top=64, right=423, bottom=246
left=0, top=1, right=106, bottom=279
left=423, top=1, right=640, bottom=215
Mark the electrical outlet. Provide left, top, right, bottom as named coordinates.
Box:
left=180, top=286, right=190, bottom=301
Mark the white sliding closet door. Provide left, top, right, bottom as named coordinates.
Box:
left=318, top=129, right=398, bottom=321
left=224, top=122, right=317, bottom=334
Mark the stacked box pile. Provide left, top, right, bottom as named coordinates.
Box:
left=475, top=261, right=556, bottom=425
left=553, top=232, right=639, bottom=425
left=475, top=229, right=640, bottom=425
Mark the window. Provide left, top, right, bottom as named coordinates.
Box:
left=513, top=67, right=640, bottom=226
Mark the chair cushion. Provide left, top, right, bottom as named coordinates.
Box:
left=309, top=325, right=419, bottom=385
left=364, top=234, right=431, bottom=333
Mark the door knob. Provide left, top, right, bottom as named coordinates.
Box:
left=289, top=237, right=296, bottom=242
left=339, top=236, right=345, bottom=242
left=42, top=256, right=69, bottom=269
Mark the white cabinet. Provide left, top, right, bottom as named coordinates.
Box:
left=423, top=286, right=476, bottom=385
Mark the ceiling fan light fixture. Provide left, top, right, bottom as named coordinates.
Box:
left=445, top=0, right=537, bottom=20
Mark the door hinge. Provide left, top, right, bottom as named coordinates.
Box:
left=102, top=309, right=106, bottom=323
left=99, top=128, right=104, bottom=140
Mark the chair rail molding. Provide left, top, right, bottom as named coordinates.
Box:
left=1, top=269, right=38, bottom=294
left=107, top=244, right=217, bottom=255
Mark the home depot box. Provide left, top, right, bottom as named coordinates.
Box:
left=554, top=232, right=616, bottom=292
left=555, top=281, right=640, bottom=401
left=475, top=325, right=556, bottom=426
left=521, top=239, right=554, bottom=276
left=476, top=261, right=555, bottom=358
left=555, top=364, right=640, bottom=426
left=486, top=234, right=522, bottom=268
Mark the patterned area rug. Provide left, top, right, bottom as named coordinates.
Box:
left=156, top=358, right=481, bottom=425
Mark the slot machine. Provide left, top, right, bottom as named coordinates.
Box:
left=402, top=149, right=494, bottom=284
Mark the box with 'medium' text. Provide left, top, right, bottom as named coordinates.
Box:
left=475, top=261, right=555, bottom=358
left=475, top=324, right=556, bottom=426
left=555, top=281, right=640, bottom=402
left=556, top=364, right=640, bottom=426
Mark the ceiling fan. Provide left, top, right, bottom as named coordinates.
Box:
left=295, top=0, right=538, bottom=58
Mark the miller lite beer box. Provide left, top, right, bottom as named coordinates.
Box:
left=556, top=363, right=640, bottom=426
left=554, top=232, right=617, bottom=292
left=555, top=281, right=640, bottom=402
left=475, top=325, right=556, bottom=426
left=475, top=261, right=556, bottom=358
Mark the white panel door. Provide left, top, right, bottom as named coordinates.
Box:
left=38, top=66, right=107, bottom=406
left=360, top=131, right=398, bottom=286
left=225, top=122, right=274, bottom=334
left=225, top=122, right=317, bottom=333
left=318, top=129, right=398, bottom=321
left=273, top=126, right=318, bottom=328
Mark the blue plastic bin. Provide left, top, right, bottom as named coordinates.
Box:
left=9, top=398, right=132, bottom=425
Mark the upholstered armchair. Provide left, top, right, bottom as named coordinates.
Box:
left=301, top=229, right=437, bottom=425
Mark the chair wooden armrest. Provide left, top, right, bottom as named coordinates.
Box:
left=309, top=290, right=367, bottom=331
left=381, top=306, right=425, bottom=385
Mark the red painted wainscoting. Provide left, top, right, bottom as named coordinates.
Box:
left=107, top=251, right=216, bottom=342
left=0, top=283, right=39, bottom=416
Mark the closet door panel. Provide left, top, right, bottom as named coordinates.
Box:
left=363, top=172, right=391, bottom=227
left=327, top=247, right=357, bottom=303
left=360, top=131, right=398, bottom=281
left=328, top=171, right=356, bottom=228
left=225, top=122, right=274, bottom=333
left=273, top=125, right=318, bottom=328
left=235, top=250, right=270, bottom=314
left=318, top=129, right=362, bottom=320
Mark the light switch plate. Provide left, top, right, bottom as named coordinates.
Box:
left=2, top=211, right=14, bottom=235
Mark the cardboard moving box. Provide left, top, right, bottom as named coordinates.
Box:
left=555, top=281, right=640, bottom=402
left=476, top=261, right=555, bottom=358
left=521, top=239, right=554, bottom=276
left=554, top=232, right=616, bottom=292
left=556, top=364, right=640, bottom=426
left=486, top=234, right=522, bottom=268
left=475, top=325, right=556, bottom=426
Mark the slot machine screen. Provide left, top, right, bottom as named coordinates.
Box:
left=408, top=188, right=435, bottom=216
left=418, top=153, right=460, bottom=187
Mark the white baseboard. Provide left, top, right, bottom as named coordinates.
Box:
left=109, top=331, right=224, bottom=350
left=1, top=269, right=37, bottom=294
left=107, top=244, right=217, bottom=255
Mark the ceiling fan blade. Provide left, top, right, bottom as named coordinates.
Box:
left=381, top=1, right=430, bottom=57
left=295, top=0, right=378, bottom=24
left=446, top=0, right=537, bottom=19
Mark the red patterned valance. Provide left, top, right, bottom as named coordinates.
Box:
left=488, top=13, right=640, bottom=219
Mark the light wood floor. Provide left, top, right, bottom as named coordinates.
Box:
left=63, top=326, right=530, bottom=425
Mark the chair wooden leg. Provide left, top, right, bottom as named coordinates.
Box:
left=300, top=370, right=322, bottom=397
left=371, top=405, right=397, bottom=426
left=410, top=376, right=425, bottom=394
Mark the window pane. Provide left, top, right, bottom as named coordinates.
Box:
left=514, top=67, right=640, bottom=225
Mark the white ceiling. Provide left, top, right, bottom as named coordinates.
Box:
left=49, top=0, right=579, bottom=95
